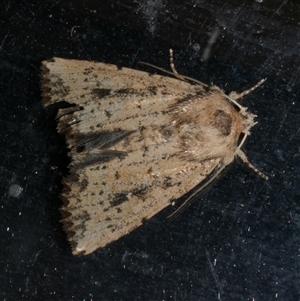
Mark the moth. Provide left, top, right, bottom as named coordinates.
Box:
left=41, top=50, right=267, bottom=255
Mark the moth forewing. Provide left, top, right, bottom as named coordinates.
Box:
left=41, top=56, right=266, bottom=255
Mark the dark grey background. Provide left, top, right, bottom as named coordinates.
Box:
left=1, top=0, right=300, bottom=300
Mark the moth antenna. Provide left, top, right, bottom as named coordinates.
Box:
left=236, top=148, right=269, bottom=180
left=138, top=49, right=209, bottom=88
left=169, top=48, right=209, bottom=87
left=223, top=94, right=244, bottom=110
left=228, top=78, right=267, bottom=101
left=169, top=48, right=178, bottom=75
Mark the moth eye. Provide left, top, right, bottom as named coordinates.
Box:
left=212, top=110, right=232, bottom=136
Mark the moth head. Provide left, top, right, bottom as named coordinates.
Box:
left=238, top=106, right=257, bottom=136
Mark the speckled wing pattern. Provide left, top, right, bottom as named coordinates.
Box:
left=41, top=58, right=254, bottom=255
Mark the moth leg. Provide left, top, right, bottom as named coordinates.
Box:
left=236, top=148, right=268, bottom=180
left=229, top=78, right=266, bottom=101
left=168, top=163, right=226, bottom=219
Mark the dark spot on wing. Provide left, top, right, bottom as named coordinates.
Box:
left=148, top=86, right=157, bottom=95
left=105, top=110, right=112, bottom=118
left=91, top=88, right=111, bottom=98
left=110, top=193, right=129, bottom=207
left=73, top=129, right=136, bottom=151
left=79, top=178, right=89, bottom=192
left=70, top=150, right=127, bottom=171
left=163, top=176, right=172, bottom=187
left=50, top=77, right=70, bottom=97
left=116, top=88, right=130, bottom=94
left=132, top=187, right=148, bottom=198
left=83, top=67, right=94, bottom=75
left=76, top=146, right=85, bottom=153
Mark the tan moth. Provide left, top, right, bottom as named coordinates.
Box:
left=41, top=50, right=267, bottom=255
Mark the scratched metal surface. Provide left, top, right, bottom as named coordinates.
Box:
left=1, top=0, right=299, bottom=300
